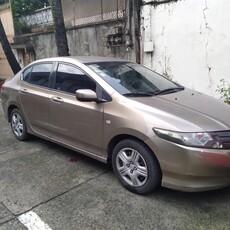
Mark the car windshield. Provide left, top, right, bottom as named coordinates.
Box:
left=87, top=62, right=183, bottom=96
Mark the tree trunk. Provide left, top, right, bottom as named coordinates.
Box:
left=50, top=0, right=69, bottom=56
left=0, top=18, right=21, bottom=74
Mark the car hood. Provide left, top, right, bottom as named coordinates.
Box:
left=131, top=89, right=230, bottom=132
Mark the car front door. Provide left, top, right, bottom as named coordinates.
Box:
left=49, top=63, right=104, bottom=157
left=19, top=63, right=53, bottom=137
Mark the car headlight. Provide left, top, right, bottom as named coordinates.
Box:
left=153, top=128, right=223, bottom=148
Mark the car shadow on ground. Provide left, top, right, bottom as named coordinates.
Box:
left=25, top=135, right=230, bottom=202
left=27, top=135, right=110, bottom=169
left=154, top=185, right=230, bottom=199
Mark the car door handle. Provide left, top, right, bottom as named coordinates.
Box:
left=50, top=96, right=63, bottom=103
left=20, top=88, right=28, bottom=94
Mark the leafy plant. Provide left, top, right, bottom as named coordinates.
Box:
left=11, top=0, right=49, bottom=34
left=11, top=0, right=49, bottom=18
left=14, top=20, right=31, bottom=34
left=216, top=79, right=230, bottom=105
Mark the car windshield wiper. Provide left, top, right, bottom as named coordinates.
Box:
left=154, top=87, right=184, bottom=96
left=122, top=92, right=154, bottom=97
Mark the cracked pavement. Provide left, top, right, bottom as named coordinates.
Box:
left=0, top=105, right=230, bottom=230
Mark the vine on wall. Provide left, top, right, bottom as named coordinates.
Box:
left=216, top=79, right=230, bottom=105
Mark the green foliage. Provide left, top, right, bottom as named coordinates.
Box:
left=216, top=79, right=230, bottom=105
left=11, top=0, right=49, bottom=34
left=11, top=0, right=49, bottom=18
left=14, top=20, right=31, bottom=34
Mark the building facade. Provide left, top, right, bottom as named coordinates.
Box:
left=2, top=0, right=230, bottom=99
left=141, top=0, right=230, bottom=98
left=0, top=2, right=14, bottom=79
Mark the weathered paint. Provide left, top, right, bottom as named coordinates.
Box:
left=18, top=211, right=53, bottom=230
left=141, top=0, right=230, bottom=98
left=29, top=21, right=135, bottom=62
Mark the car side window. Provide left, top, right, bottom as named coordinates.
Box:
left=27, top=63, right=52, bottom=88
left=55, top=63, right=96, bottom=94
left=23, top=67, right=32, bottom=82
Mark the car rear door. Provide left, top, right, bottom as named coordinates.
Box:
left=19, top=62, right=53, bottom=137
left=49, top=63, right=104, bottom=156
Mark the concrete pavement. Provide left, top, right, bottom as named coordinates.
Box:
left=0, top=105, right=230, bottom=230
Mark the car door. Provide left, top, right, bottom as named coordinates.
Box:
left=49, top=63, right=104, bottom=156
left=19, top=62, right=53, bottom=137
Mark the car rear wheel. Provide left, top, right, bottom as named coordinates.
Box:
left=10, top=108, right=29, bottom=141
left=112, top=139, right=162, bottom=195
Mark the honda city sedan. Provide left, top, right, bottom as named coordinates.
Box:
left=1, top=56, right=230, bottom=194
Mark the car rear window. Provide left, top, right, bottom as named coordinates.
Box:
left=23, top=63, right=53, bottom=88
left=23, top=67, right=32, bottom=82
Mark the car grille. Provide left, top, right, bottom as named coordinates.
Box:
left=214, top=131, right=230, bottom=149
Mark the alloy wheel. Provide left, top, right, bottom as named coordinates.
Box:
left=11, top=113, right=24, bottom=137
left=116, top=148, right=148, bottom=187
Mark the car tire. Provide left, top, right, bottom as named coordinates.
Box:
left=112, top=139, right=162, bottom=195
left=10, top=108, right=29, bottom=141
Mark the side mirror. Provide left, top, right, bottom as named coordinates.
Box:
left=76, top=89, right=98, bottom=102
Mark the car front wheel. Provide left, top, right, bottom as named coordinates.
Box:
left=112, top=139, right=162, bottom=195
left=10, top=108, right=29, bottom=141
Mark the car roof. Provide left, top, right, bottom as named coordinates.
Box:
left=32, top=56, right=130, bottom=64
left=72, top=56, right=130, bottom=63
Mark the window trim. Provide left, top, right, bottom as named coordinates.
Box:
left=51, top=61, right=112, bottom=102
left=51, top=61, right=98, bottom=96
left=20, top=62, right=55, bottom=89
left=20, top=61, right=112, bottom=102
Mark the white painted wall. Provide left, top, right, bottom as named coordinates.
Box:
left=141, top=0, right=230, bottom=98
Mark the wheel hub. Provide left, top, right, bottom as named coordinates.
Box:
left=127, top=162, right=137, bottom=172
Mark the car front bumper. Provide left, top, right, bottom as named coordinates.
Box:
left=146, top=137, right=230, bottom=192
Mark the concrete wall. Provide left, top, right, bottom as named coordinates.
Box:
left=0, top=3, right=14, bottom=79
left=29, top=21, right=135, bottom=62
left=66, top=24, right=132, bottom=59
left=0, top=3, right=14, bottom=40
left=30, top=32, right=57, bottom=59
left=0, top=45, right=14, bottom=79
left=13, top=0, right=136, bottom=70
left=141, top=0, right=230, bottom=98
left=61, top=0, right=125, bottom=27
